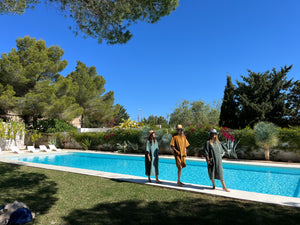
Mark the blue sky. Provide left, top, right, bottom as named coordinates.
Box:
left=1, top=0, right=300, bottom=122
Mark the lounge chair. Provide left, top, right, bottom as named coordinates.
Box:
left=0, top=147, right=2, bottom=154
left=49, top=145, right=62, bottom=151
left=11, top=146, right=24, bottom=154
left=39, top=145, right=51, bottom=152
left=27, top=146, right=39, bottom=153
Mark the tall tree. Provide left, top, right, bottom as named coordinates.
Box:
left=45, top=76, right=83, bottom=122
left=219, top=75, right=239, bottom=129
left=190, top=100, right=220, bottom=126
left=169, top=100, right=193, bottom=127
left=1, top=0, right=179, bottom=44
left=114, top=105, right=130, bottom=126
left=144, top=115, right=169, bottom=128
left=286, top=80, right=300, bottom=126
left=17, top=78, right=82, bottom=125
left=0, top=36, right=68, bottom=96
left=0, top=0, right=38, bottom=15
left=236, top=65, right=293, bottom=128
left=67, top=61, right=117, bottom=127
left=0, top=84, right=18, bottom=117
left=169, top=100, right=220, bottom=127
left=18, top=80, right=56, bottom=125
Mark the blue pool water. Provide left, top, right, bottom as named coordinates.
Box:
left=4, top=152, right=300, bottom=198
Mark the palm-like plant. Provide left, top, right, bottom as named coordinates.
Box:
left=113, top=118, right=138, bottom=130
left=254, top=122, right=279, bottom=160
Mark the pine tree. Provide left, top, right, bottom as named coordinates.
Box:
left=1, top=0, right=178, bottom=44
left=67, top=61, right=117, bottom=128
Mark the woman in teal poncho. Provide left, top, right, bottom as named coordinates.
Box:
left=145, top=130, right=161, bottom=183
left=203, top=129, right=230, bottom=192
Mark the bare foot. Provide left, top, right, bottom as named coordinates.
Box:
left=148, top=179, right=152, bottom=183
left=179, top=181, right=185, bottom=185
left=223, top=188, right=230, bottom=192
left=212, top=186, right=216, bottom=190
left=177, top=182, right=182, bottom=187
left=156, top=180, right=162, bottom=184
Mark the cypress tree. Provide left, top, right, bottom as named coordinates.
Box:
left=219, top=75, right=239, bottom=128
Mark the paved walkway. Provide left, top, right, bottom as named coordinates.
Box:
left=0, top=150, right=300, bottom=208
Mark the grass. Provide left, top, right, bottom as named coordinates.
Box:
left=0, top=162, right=299, bottom=225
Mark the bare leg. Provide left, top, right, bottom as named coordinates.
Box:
left=155, top=175, right=162, bottom=184
left=211, top=179, right=216, bottom=190
left=148, top=176, right=151, bottom=182
left=221, top=180, right=230, bottom=192
left=177, top=164, right=183, bottom=186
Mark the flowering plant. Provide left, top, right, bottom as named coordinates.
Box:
left=105, top=133, right=115, bottom=139
left=220, top=127, right=240, bottom=159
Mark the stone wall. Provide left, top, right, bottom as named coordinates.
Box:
left=241, top=147, right=300, bottom=162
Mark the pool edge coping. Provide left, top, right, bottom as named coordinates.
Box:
left=0, top=150, right=300, bottom=208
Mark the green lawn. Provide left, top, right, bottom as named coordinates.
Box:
left=0, top=162, right=299, bottom=225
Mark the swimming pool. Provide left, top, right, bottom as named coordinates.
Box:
left=4, top=152, right=300, bottom=198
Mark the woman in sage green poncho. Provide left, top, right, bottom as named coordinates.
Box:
left=145, top=130, right=162, bottom=183
left=203, top=129, right=230, bottom=192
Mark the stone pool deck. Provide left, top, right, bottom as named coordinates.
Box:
left=0, top=150, right=299, bottom=208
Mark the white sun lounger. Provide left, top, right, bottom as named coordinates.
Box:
left=0, top=147, right=2, bottom=154
left=39, top=145, right=51, bottom=152
left=27, top=146, right=39, bottom=153
left=11, top=146, right=24, bottom=154
left=49, top=145, right=62, bottom=151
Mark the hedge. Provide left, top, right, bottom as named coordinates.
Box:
left=68, top=126, right=300, bottom=156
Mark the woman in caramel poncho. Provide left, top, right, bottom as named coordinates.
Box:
left=170, top=124, right=190, bottom=187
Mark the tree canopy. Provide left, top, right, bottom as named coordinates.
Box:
left=219, top=65, right=298, bottom=128
left=1, top=0, right=179, bottom=44
left=66, top=61, right=118, bottom=127
left=169, top=99, right=220, bottom=128
left=0, top=36, right=118, bottom=127
left=0, top=36, right=67, bottom=97
left=286, top=80, right=300, bottom=126
left=142, top=115, right=169, bottom=128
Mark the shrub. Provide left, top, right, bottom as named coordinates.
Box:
left=34, top=119, right=76, bottom=133
left=184, top=126, right=209, bottom=156
left=254, top=122, right=279, bottom=160
left=278, top=126, right=300, bottom=154
left=72, top=132, right=106, bottom=150
left=235, top=127, right=256, bottom=149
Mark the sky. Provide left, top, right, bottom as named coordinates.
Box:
left=1, top=0, right=300, bottom=122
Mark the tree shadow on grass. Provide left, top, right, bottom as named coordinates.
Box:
left=0, top=161, right=20, bottom=174
left=63, top=197, right=300, bottom=225
left=0, top=162, right=58, bottom=215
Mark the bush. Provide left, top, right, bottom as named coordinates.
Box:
left=184, top=126, right=209, bottom=156
left=235, top=127, right=256, bottom=149
left=72, top=132, right=106, bottom=150
left=106, top=129, right=141, bottom=145
left=278, top=126, right=300, bottom=153
left=66, top=126, right=300, bottom=159
left=34, top=119, right=76, bottom=133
